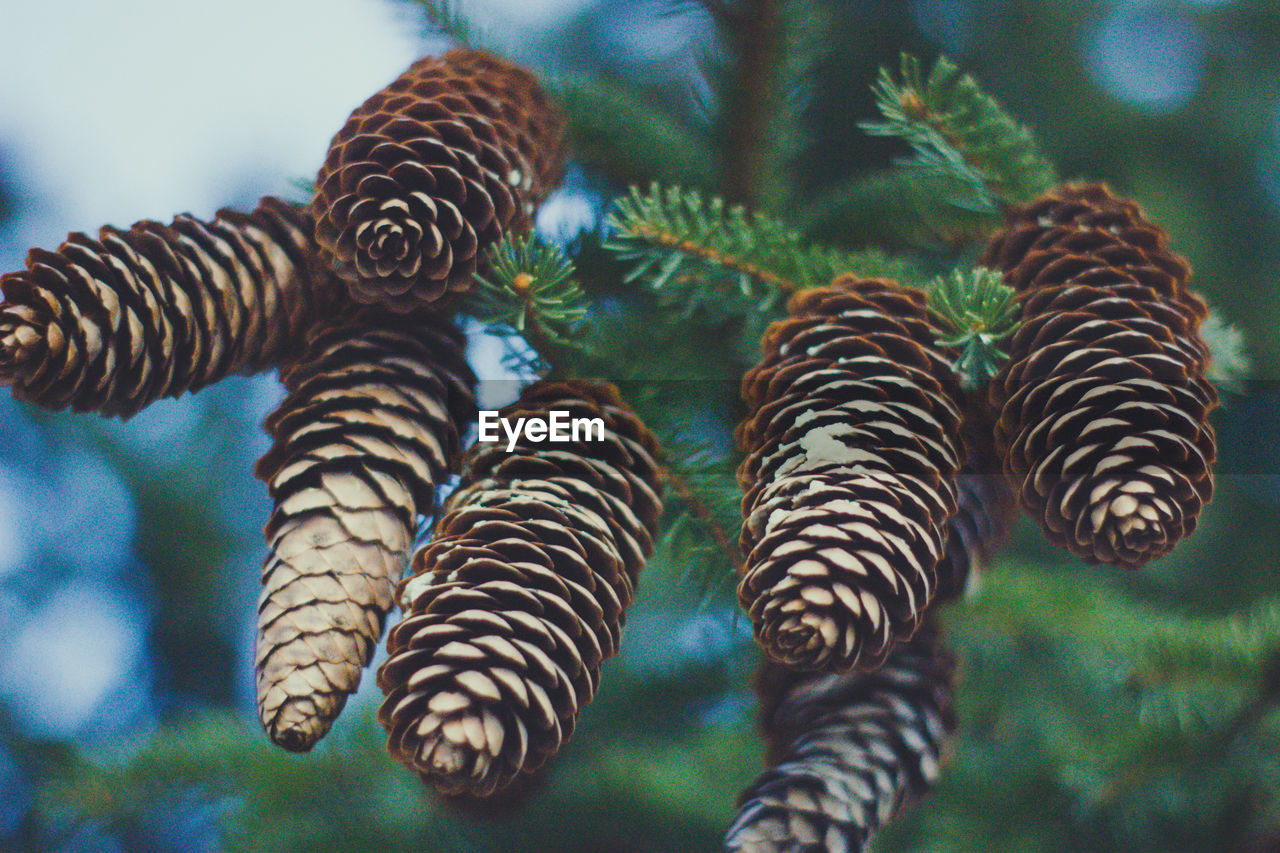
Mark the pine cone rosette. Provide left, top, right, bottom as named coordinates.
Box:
left=312, top=49, right=566, bottom=310
left=378, top=379, right=663, bottom=797
left=984, top=183, right=1217, bottom=567
left=0, top=197, right=339, bottom=418
left=726, top=624, right=956, bottom=853
left=254, top=308, right=476, bottom=751
left=736, top=276, right=962, bottom=672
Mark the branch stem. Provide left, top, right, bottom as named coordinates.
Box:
left=659, top=461, right=744, bottom=576
left=721, top=0, right=784, bottom=206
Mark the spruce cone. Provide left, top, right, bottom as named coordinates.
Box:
left=378, top=379, right=663, bottom=797
left=312, top=49, right=566, bottom=310
left=983, top=183, right=1217, bottom=567
left=934, top=396, right=1018, bottom=602
left=0, top=197, right=340, bottom=418
left=736, top=276, right=963, bottom=672
left=254, top=308, right=476, bottom=752
left=726, top=624, right=956, bottom=853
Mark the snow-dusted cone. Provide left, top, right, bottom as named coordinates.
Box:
left=726, top=624, right=956, bottom=853
left=377, top=379, right=663, bottom=797
left=312, top=49, right=566, bottom=310
left=934, top=397, right=1018, bottom=602
left=254, top=308, right=476, bottom=752
left=983, top=183, right=1217, bottom=567
left=0, top=197, right=340, bottom=418
left=736, top=276, right=963, bottom=672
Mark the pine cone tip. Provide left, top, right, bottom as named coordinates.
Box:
left=1058, top=478, right=1185, bottom=567
left=259, top=671, right=351, bottom=752
left=0, top=296, right=45, bottom=379
left=264, top=708, right=332, bottom=754
left=383, top=690, right=512, bottom=797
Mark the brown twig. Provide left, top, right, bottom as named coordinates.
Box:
left=720, top=0, right=784, bottom=207
left=660, top=461, right=745, bottom=576
left=632, top=224, right=799, bottom=293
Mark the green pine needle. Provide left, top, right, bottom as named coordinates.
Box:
left=861, top=53, right=1057, bottom=212
left=927, top=266, right=1019, bottom=390
left=409, top=0, right=487, bottom=48
left=466, top=235, right=588, bottom=350
left=1202, top=308, right=1252, bottom=394
left=604, top=183, right=920, bottom=319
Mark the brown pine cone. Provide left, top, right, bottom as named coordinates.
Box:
left=934, top=395, right=1018, bottom=602
left=726, top=623, right=956, bottom=853
left=312, top=49, right=566, bottom=310
left=254, top=308, right=476, bottom=752
left=377, top=379, right=663, bottom=797
left=0, top=197, right=341, bottom=418
left=983, top=183, right=1216, bottom=567
left=736, top=276, right=963, bottom=672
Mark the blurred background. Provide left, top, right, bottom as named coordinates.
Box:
left=2, top=0, right=1280, bottom=850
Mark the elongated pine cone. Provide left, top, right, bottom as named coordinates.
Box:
left=378, top=379, right=664, bottom=797
left=934, top=395, right=1018, bottom=602
left=983, top=183, right=1217, bottom=567
left=726, top=624, right=956, bottom=853
left=254, top=308, right=476, bottom=752
left=0, top=197, right=340, bottom=418
left=736, top=276, right=962, bottom=672
left=312, top=49, right=566, bottom=310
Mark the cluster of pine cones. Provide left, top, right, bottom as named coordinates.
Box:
left=0, top=48, right=1216, bottom=852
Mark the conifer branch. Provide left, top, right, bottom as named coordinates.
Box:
left=1202, top=308, right=1252, bottom=393
left=410, top=0, right=485, bottom=48
left=465, top=235, right=588, bottom=374
left=861, top=54, right=1057, bottom=213
left=926, top=266, right=1019, bottom=391
left=799, top=168, right=1000, bottom=251
left=552, top=76, right=718, bottom=189
left=605, top=184, right=920, bottom=321
left=659, top=460, right=744, bottom=577
left=717, top=0, right=785, bottom=206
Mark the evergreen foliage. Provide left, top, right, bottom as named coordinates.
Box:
left=860, top=54, right=1058, bottom=213
left=3, top=2, right=1277, bottom=852
left=925, top=267, right=1018, bottom=390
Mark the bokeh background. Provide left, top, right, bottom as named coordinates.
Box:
left=1, top=0, right=1279, bottom=850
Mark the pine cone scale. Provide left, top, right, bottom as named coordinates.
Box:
left=736, top=276, right=962, bottom=672
left=0, top=198, right=340, bottom=417
left=378, top=379, right=663, bottom=797
left=312, top=49, right=564, bottom=309
left=727, top=624, right=956, bottom=852
left=986, top=187, right=1216, bottom=566
left=255, top=308, right=476, bottom=752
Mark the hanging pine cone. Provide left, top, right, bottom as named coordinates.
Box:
left=736, top=276, right=962, bottom=672
left=254, top=308, right=476, bottom=752
left=983, top=183, right=1217, bottom=567
left=0, top=197, right=340, bottom=418
left=726, top=623, right=956, bottom=853
left=312, top=49, right=566, bottom=310
left=377, top=379, right=664, bottom=797
left=933, top=395, right=1019, bottom=602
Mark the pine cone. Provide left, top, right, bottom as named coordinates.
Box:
left=312, top=49, right=566, bottom=310
left=934, top=395, right=1018, bottom=602
left=0, top=197, right=340, bottom=418
left=254, top=308, right=476, bottom=752
left=983, top=183, right=1217, bottom=567
left=726, top=624, right=956, bottom=853
left=736, top=276, right=963, bottom=672
left=377, top=379, right=664, bottom=797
